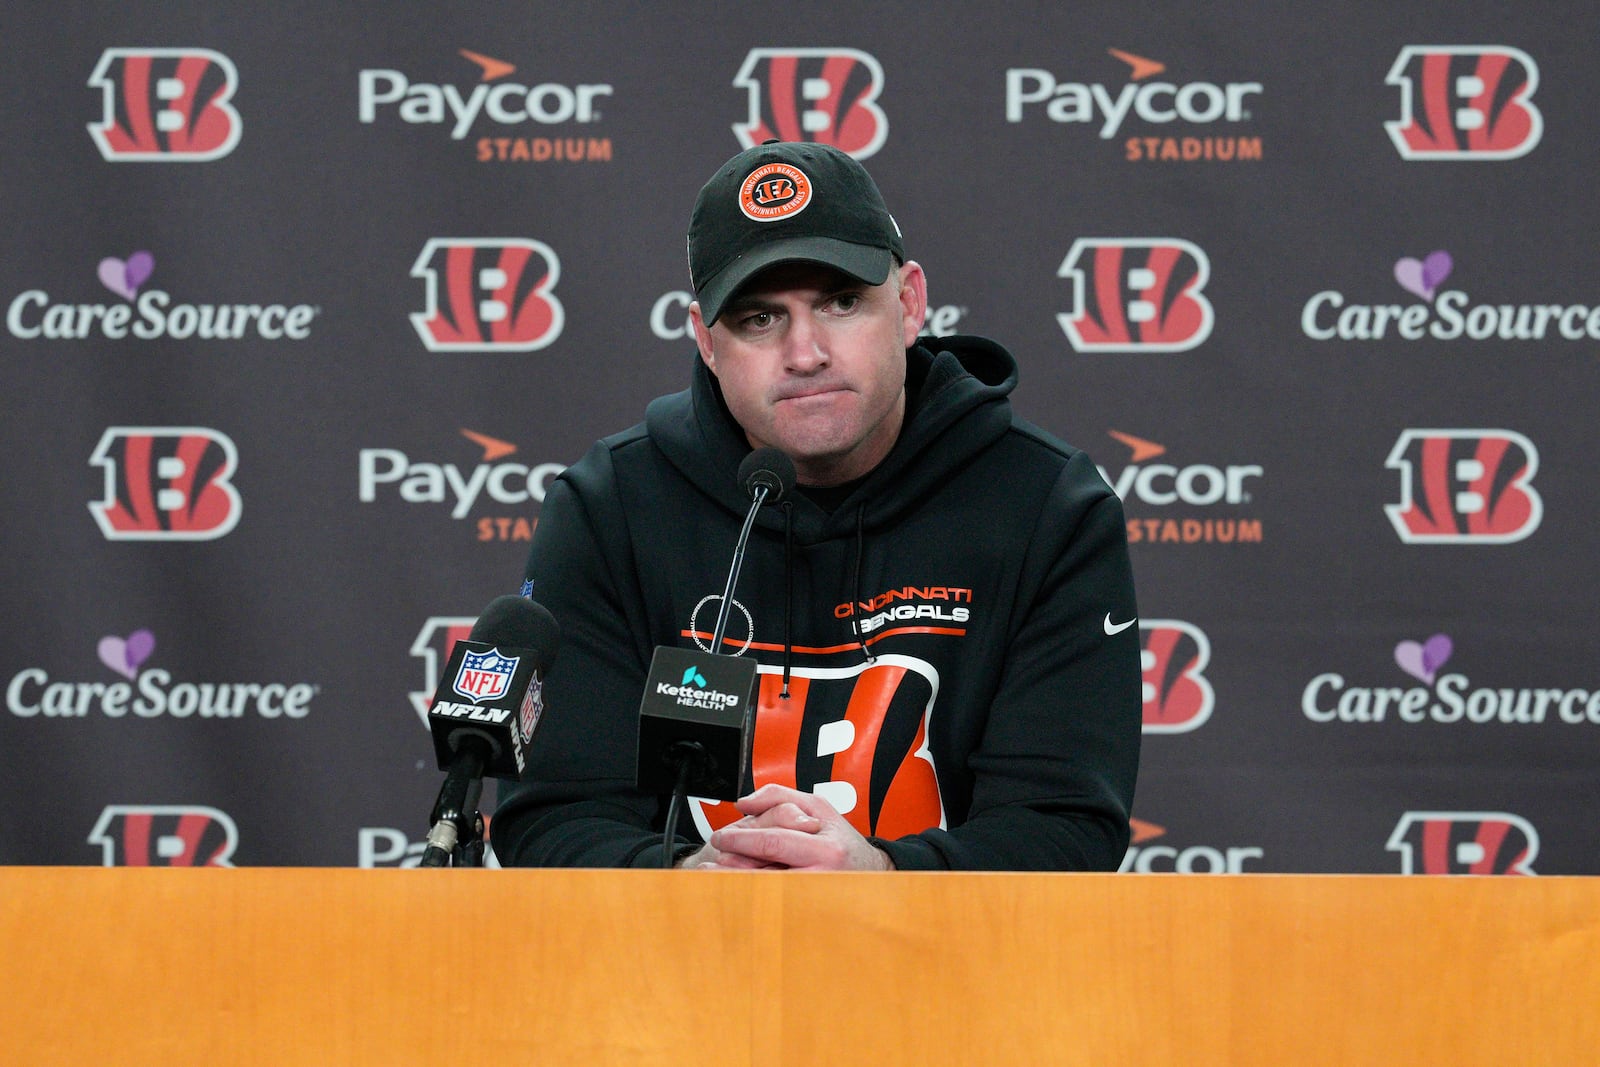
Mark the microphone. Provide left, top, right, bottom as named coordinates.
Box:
left=421, top=594, right=560, bottom=867
left=712, top=448, right=797, bottom=649
left=739, top=446, right=796, bottom=506
left=635, top=449, right=794, bottom=863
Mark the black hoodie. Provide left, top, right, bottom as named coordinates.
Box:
left=492, top=336, right=1141, bottom=870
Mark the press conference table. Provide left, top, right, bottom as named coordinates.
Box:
left=1, top=868, right=1595, bottom=1065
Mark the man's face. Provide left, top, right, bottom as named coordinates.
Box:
left=690, top=260, right=926, bottom=487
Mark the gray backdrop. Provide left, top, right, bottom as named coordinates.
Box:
left=3, top=2, right=1595, bottom=874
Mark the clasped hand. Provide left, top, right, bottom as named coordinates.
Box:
left=677, top=784, right=894, bottom=871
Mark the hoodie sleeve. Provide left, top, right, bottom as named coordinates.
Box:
left=491, top=444, right=688, bottom=868
left=875, top=452, right=1142, bottom=871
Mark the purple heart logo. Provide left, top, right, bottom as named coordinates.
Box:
left=1393, top=250, right=1452, bottom=302
left=97, top=629, right=157, bottom=680
left=96, top=251, right=155, bottom=301
left=1394, top=634, right=1453, bottom=684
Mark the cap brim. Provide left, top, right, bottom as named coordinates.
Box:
left=697, top=237, right=894, bottom=325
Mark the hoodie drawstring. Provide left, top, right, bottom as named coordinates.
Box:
left=851, top=503, right=875, bottom=665
left=780, top=500, right=795, bottom=698
left=775, top=497, right=871, bottom=700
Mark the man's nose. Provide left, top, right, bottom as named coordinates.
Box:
left=781, top=312, right=828, bottom=372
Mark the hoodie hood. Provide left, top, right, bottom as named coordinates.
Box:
left=645, top=335, right=1018, bottom=545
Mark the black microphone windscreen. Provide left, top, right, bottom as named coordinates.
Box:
left=737, top=447, right=797, bottom=505
left=469, top=594, right=561, bottom=664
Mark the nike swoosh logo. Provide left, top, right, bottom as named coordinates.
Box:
left=1103, top=613, right=1136, bottom=636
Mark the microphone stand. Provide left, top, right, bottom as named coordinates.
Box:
left=420, top=737, right=490, bottom=868
left=660, top=740, right=708, bottom=868
left=654, top=450, right=789, bottom=866
left=662, top=480, right=769, bottom=864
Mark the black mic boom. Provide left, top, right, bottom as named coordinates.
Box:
left=713, top=448, right=796, bottom=650
left=636, top=448, right=794, bottom=804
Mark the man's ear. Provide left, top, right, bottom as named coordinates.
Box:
left=689, top=301, right=717, bottom=374
left=897, top=261, right=928, bottom=348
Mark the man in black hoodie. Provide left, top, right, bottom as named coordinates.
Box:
left=492, top=141, right=1141, bottom=871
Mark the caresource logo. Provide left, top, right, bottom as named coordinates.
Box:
left=1140, top=619, right=1213, bottom=733
left=1386, top=429, right=1541, bottom=544
left=7, top=250, right=319, bottom=341
left=1301, top=251, right=1600, bottom=343
left=7, top=628, right=319, bottom=720
left=1387, top=811, right=1538, bottom=874
left=1057, top=239, right=1213, bottom=352
left=1007, top=49, right=1263, bottom=162
left=88, top=48, right=241, bottom=161
left=1302, top=632, right=1600, bottom=728
left=90, top=427, right=242, bottom=541
left=732, top=48, right=887, bottom=158
left=649, top=290, right=967, bottom=341
left=410, top=239, right=564, bottom=351
left=1386, top=46, right=1541, bottom=160
left=89, top=805, right=239, bottom=866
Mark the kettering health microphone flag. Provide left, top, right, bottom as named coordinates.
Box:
left=1, top=2, right=1595, bottom=873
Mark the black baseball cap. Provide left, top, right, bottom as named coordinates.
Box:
left=688, top=140, right=904, bottom=325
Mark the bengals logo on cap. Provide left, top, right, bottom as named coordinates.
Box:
left=740, top=163, right=812, bottom=221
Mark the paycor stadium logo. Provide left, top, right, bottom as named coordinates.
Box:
left=1100, top=431, right=1262, bottom=546
left=358, top=49, right=613, bottom=163
left=358, top=428, right=564, bottom=542
left=1008, top=49, right=1262, bottom=162
left=1119, top=818, right=1263, bottom=873
left=359, top=825, right=504, bottom=868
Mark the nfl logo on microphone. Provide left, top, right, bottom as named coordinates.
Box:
left=453, top=649, right=520, bottom=703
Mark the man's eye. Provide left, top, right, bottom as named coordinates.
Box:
left=832, top=293, right=862, bottom=312
left=742, top=311, right=774, bottom=329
